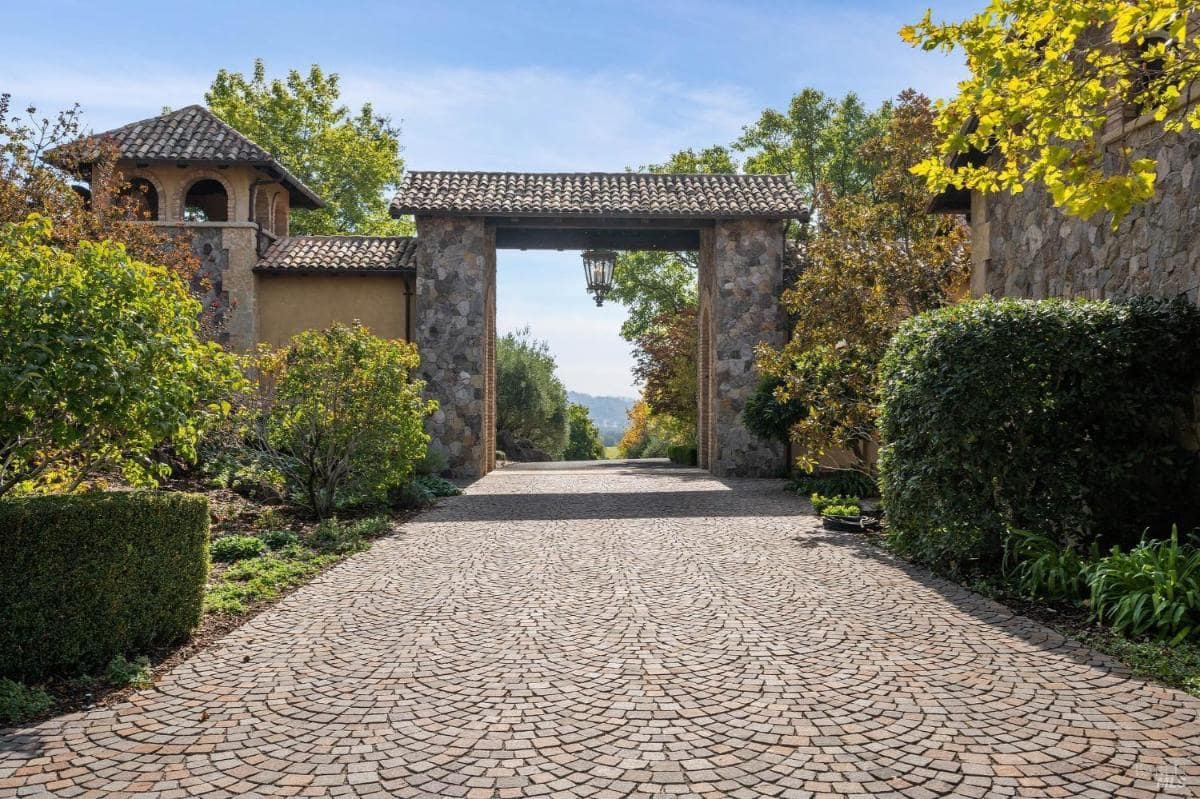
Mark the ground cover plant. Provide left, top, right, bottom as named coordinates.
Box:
left=205, top=515, right=392, bottom=615
left=1089, top=528, right=1200, bottom=644
left=0, top=678, right=52, bottom=725
left=210, top=534, right=267, bottom=563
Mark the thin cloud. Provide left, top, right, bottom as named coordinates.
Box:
left=339, top=67, right=757, bottom=172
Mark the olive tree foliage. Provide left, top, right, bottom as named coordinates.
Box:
left=206, top=60, right=409, bottom=236
left=755, top=91, right=971, bottom=476
left=496, top=328, right=569, bottom=458
left=903, top=1, right=1200, bottom=221
left=0, top=216, right=243, bottom=497
left=251, top=323, right=436, bottom=517
left=564, top=404, right=605, bottom=461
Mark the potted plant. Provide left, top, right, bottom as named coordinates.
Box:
left=811, top=493, right=881, bottom=532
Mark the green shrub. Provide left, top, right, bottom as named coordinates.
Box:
left=310, top=519, right=366, bottom=555
left=1003, top=528, right=1091, bottom=602
left=642, top=437, right=671, bottom=459
left=1088, top=528, right=1200, bottom=643
left=414, top=475, right=462, bottom=498
left=880, top=297, right=1200, bottom=575
left=414, top=446, right=450, bottom=476
left=105, top=654, right=152, bottom=689
left=0, top=678, right=52, bottom=724
left=0, top=491, right=209, bottom=681
left=789, top=470, right=877, bottom=499
left=254, top=323, right=437, bottom=517
left=667, top=445, right=698, bottom=466
left=261, top=529, right=299, bottom=550
left=396, top=481, right=435, bottom=509
left=821, top=502, right=862, bottom=518
left=564, top=403, right=605, bottom=460
left=810, top=494, right=859, bottom=514
left=345, top=515, right=391, bottom=540
left=743, top=376, right=807, bottom=444
left=495, top=450, right=508, bottom=462
left=210, top=535, right=267, bottom=563
left=0, top=216, right=243, bottom=497
left=307, top=515, right=390, bottom=556
left=390, top=480, right=435, bottom=510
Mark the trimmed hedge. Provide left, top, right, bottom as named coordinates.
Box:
left=879, top=297, right=1200, bottom=575
left=0, top=491, right=209, bottom=681
left=667, top=445, right=698, bottom=466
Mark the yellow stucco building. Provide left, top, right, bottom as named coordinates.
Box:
left=69, top=105, right=415, bottom=351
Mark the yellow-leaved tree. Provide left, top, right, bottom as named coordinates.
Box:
left=904, top=1, right=1200, bottom=221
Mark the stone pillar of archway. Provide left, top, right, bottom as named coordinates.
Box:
left=413, top=215, right=494, bottom=477
left=699, top=218, right=786, bottom=477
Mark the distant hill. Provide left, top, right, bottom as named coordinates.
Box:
left=568, top=391, right=636, bottom=446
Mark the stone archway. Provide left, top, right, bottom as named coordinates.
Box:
left=391, top=172, right=807, bottom=478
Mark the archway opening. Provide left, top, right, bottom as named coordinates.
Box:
left=120, top=177, right=159, bottom=221
left=184, top=179, right=229, bottom=222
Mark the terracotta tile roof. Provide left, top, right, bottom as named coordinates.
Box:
left=256, top=236, right=417, bottom=274
left=89, top=104, right=273, bottom=162
left=389, top=171, right=807, bottom=219
left=49, top=105, right=324, bottom=209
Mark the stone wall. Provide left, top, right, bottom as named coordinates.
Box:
left=706, top=219, right=787, bottom=477
left=978, top=125, right=1200, bottom=301
left=172, top=223, right=258, bottom=350
left=413, top=216, right=491, bottom=477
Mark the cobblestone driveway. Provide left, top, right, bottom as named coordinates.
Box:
left=4, top=461, right=1200, bottom=798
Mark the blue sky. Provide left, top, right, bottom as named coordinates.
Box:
left=1, top=0, right=978, bottom=397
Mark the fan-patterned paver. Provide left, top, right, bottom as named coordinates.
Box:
left=3, top=460, right=1200, bottom=798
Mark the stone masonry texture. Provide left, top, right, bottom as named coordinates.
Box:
left=983, top=125, right=1200, bottom=301
left=709, top=219, right=786, bottom=477
left=5, top=460, right=1199, bottom=798
left=413, top=215, right=491, bottom=477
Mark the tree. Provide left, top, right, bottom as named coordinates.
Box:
left=756, top=91, right=970, bottom=476
left=0, top=215, right=243, bottom=496
left=632, top=306, right=698, bottom=426
left=253, top=323, right=435, bottom=517
left=206, top=60, right=408, bottom=236
left=564, top=404, right=604, bottom=460
left=0, top=95, right=202, bottom=295
left=496, top=328, right=569, bottom=458
left=617, top=400, right=693, bottom=459
left=618, top=400, right=650, bottom=457
left=903, top=2, right=1200, bottom=221
left=735, top=89, right=891, bottom=213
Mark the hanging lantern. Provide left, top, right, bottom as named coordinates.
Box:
left=581, top=249, right=616, bottom=307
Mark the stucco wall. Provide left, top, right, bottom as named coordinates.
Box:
left=976, top=123, right=1200, bottom=301
left=256, top=273, right=411, bottom=348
